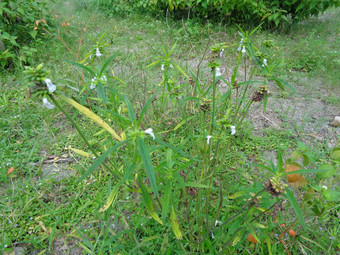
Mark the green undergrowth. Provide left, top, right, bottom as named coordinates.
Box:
left=1, top=1, right=339, bottom=254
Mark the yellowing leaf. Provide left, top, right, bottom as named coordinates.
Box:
left=68, top=146, right=91, bottom=157
left=62, top=96, right=122, bottom=141
left=99, top=184, right=120, bottom=212
left=170, top=206, right=182, bottom=239
left=285, top=164, right=307, bottom=188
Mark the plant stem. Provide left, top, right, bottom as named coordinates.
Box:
left=49, top=95, right=121, bottom=179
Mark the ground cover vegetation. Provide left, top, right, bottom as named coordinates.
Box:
left=1, top=0, right=339, bottom=254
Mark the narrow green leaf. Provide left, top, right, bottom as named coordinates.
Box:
left=285, top=188, right=306, bottom=229
left=99, top=52, right=118, bottom=76
left=137, top=137, right=159, bottom=197
left=280, top=168, right=329, bottom=176
left=162, top=182, right=171, bottom=222
left=77, top=140, right=127, bottom=182
left=66, top=60, right=95, bottom=76
left=97, top=81, right=106, bottom=103
left=138, top=88, right=161, bottom=127
left=124, top=95, right=137, bottom=127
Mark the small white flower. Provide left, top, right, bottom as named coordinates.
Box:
left=170, top=64, right=173, bottom=68
left=322, top=185, right=328, bottom=190
left=215, top=220, right=222, bottom=226
left=161, top=64, right=165, bottom=71
left=90, top=83, right=96, bottom=89
left=42, top=98, right=55, bottom=109
left=207, top=135, right=212, bottom=144
left=45, top=79, right=56, bottom=93
left=95, top=48, right=102, bottom=57
left=215, top=67, right=222, bottom=77
left=145, top=128, right=155, bottom=140
left=240, top=38, right=243, bottom=44
left=219, top=48, right=224, bottom=58
left=230, top=126, right=236, bottom=135
left=103, top=75, right=107, bottom=82
left=263, top=58, right=267, bottom=66
left=211, top=232, right=215, bottom=239
left=241, top=46, right=246, bottom=55
left=237, top=46, right=241, bottom=52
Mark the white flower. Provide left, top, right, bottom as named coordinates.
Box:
left=322, top=185, right=328, bottom=190
left=103, top=75, right=107, bottom=82
left=263, top=58, right=267, bottom=66
left=161, top=64, right=165, bottom=71
left=211, top=232, right=215, bottom=239
left=170, top=64, right=173, bottom=68
left=45, top=79, right=56, bottom=93
left=241, top=46, right=246, bottom=55
left=240, top=38, right=243, bottom=44
left=219, top=48, right=224, bottom=58
left=237, top=46, right=241, bottom=52
left=95, top=48, right=102, bottom=57
left=42, top=98, right=55, bottom=109
left=215, top=220, right=222, bottom=226
left=215, top=67, right=222, bottom=77
left=90, top=77, right=96, bottom=89
left=145, top=128, right=155, bottom=140
left=230, top=126, right=236, bottom=135
left=207, top=135, right=212, bottom=144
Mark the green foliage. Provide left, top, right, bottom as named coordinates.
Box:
left=95, top=0, right=339, bottom=27
left=0, top=0, right=52, bottom=69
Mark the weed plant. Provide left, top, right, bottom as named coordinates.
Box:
left=1, top=1, right=339, bottom=254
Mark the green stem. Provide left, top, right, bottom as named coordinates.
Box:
left=209, top=70, right=217, bottom=134
left=49, top=94, right=121, bottom=179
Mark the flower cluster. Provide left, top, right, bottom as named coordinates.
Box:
left=90, top=75, right=107, bottom=89
left=237, top=38, right=246, bottom=56
left=42, top=78, right=56, bottom=109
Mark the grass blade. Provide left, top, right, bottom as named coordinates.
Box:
left=77, top=140, right=127, bottom=182
left=285, top=187, right=306, bottom=229
left=137, top=137, right=159, bottom=197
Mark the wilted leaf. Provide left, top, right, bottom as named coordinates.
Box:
left=7, top=167, right=15, bottom=175
left=285, top=164, right=307, bottom=188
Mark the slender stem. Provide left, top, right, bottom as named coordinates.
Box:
left=49, top=95, right=122, bottom=179
left=210, top=70, right=217, bottom=134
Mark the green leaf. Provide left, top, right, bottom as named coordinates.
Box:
left=172, top=63, right=188, bottom=78
left=97, top=81, right=106, bottom=103
left=137, top=88, right=161, bottom=127
left=124, top=95, right=137, bottom=127
left=139, top=177, right=163, bottom=225
left=284, top=188, right=306, bottom=229
left=66, top=60, right=95, bottom=76
left=77, top=140, right=127, bottom=182
left=280, top=168, right=329, bottom=176
left=162, top=181, right=172, bottom=222
left=99, top=52, right=118, bottom=76
left=271, top=76, right=296, bottom=93
left=322, top=190, right=340, bottom=202
left=137, top=137, right=159, bottom=197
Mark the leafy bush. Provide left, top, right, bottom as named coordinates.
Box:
left=95, top=0, right=339, bottom=27
left=0, top=0, right=51, bottom=69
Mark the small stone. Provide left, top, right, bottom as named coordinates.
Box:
left=330, top=116, right=340, bottom=127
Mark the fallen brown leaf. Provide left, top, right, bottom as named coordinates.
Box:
left=285, top=164, right=307, bottom=188
left=7, top=167, right=15, bottom=175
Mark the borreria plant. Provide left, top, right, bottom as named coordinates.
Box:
left=24, top=28, right=338, bottom=253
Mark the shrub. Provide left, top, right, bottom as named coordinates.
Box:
left=0, top=0, right=51, bottom=69
left=95, top=0, right=339, bottom=27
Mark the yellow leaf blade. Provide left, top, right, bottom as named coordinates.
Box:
left=62, top=96, right=122, bottom=141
